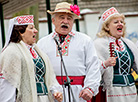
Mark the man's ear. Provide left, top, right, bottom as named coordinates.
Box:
left=52, top=18, right=55, bottom=24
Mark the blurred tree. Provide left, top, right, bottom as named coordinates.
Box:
left=13, top=3, right=39, bottom=41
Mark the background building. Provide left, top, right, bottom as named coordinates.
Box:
left=39, top=0, right=138, bottom=18
left=0, top=0, right=138, bottom=50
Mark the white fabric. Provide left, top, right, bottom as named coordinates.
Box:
left=107, top=85, right=138, bottom=102
left=0, top=79, right=16, bottom=102
left=37, top=95, right=49, bottom=102
left=97, top=17, right=104, bottom=33
left=37, top=30, right=101, bottom=102
left=135, top=40, right=138, bottom=48
left=0, top=41, right=62, bottom=102
left=4, top=18, right=15, bottom=50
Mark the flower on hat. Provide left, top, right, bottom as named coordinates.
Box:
left=70, top=4, right=80, bottom=16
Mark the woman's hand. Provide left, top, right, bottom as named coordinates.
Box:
left=104, top=57, right=117, bottom=67
left=53, top=92, right=63, bottom=102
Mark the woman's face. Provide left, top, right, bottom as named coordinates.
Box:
left=21, top=24, right=38, bottom=45
left=108, top=17, right=125, bottom=39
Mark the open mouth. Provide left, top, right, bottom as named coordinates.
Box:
left=117, top=27, right=123, bottom=32
left=33, top=34, right=36, bottom=38
left=61, top=25, right=68, bottom=29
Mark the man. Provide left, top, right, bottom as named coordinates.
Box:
left=37, top=2, right=101, bottom=102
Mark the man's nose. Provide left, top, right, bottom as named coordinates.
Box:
left=63, top=18, right=68, bottom=23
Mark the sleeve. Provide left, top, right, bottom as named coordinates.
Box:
left=0, top=78, right=16, bottom=101
left=94, top=38, right=110, bottom=75
left=83, top=39, right=101, bottom=96
left=0, top=47, right=21, bottom=90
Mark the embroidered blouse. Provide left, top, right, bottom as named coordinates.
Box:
left=26, top=44, right=48, bottom=95
left=109, top=37, right=135, bottom=86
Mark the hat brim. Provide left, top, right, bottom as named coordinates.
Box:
left=47, top=10, right=80, bottom=19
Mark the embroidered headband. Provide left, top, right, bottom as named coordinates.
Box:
left=102, top=7, right=119, bottom=22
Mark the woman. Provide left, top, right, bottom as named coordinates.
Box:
left=0, top=15, right=63, bottom=102
left=93, top=7, right=138, bottom=102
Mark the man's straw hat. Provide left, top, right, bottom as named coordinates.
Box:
left=47, top=2, right=80, bottom=19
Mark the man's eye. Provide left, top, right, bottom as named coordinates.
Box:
left=60, top=16, right=64, bottom=19
left=68, top=17, right=72, bottom=20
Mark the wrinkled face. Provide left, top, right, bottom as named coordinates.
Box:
left=108, top=17, right=125, bottom=39
left=52, top=12, right=74, bottom=35
left=21, top=24, right=38, bottom=45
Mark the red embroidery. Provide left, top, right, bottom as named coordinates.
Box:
left=30, top=48, right=37, bottom=58
left=87, top=87, right=94, bottom=94
left=102, top=62, right=106, bottom=69
left=102, top=7, right=118, bottom=21
left=108, top=93, right=137, bottom=97
left=16, top=15, right=33, bottom=24
left=0, top=73, right=5, bottom=79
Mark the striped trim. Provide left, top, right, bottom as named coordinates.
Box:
left=108, top=93, right=137, bottom=97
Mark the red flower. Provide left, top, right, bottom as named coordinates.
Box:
left=70, top=4, right=80, bottom=16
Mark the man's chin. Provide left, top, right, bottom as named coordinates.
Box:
left=59, top=31, right=69, bottom=35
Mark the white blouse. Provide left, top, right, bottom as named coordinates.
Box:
left=0, top=77, right=16, bottom=101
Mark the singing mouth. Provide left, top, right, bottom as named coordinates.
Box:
left=61, top=23, right=69, bottom=29
left=117, top=26, right=123, bottom=32
left=33, top=34, right=36, bottom=38
left=61, top=25, right=68, bottom=28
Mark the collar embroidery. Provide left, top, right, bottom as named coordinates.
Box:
left=109, top=36, right=125, bottom=52
left=52, top=31, right=75, bottom=56
left=25, top=43, right=38, bottom=58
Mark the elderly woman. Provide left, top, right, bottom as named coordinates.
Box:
left=93, top=7, right=138, bottom=102
left=0, top=15, right=63, bottom=102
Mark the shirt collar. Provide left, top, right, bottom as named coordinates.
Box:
left=22, top=41, right=34, bottom=49
left=52, top=30, right=75, bottom=39
left=109, top=36, right=122, bottom=41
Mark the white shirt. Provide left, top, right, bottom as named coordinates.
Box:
left=37, top=30, right=101, bottom=102
left=0, top=75, right=16, bottom=102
